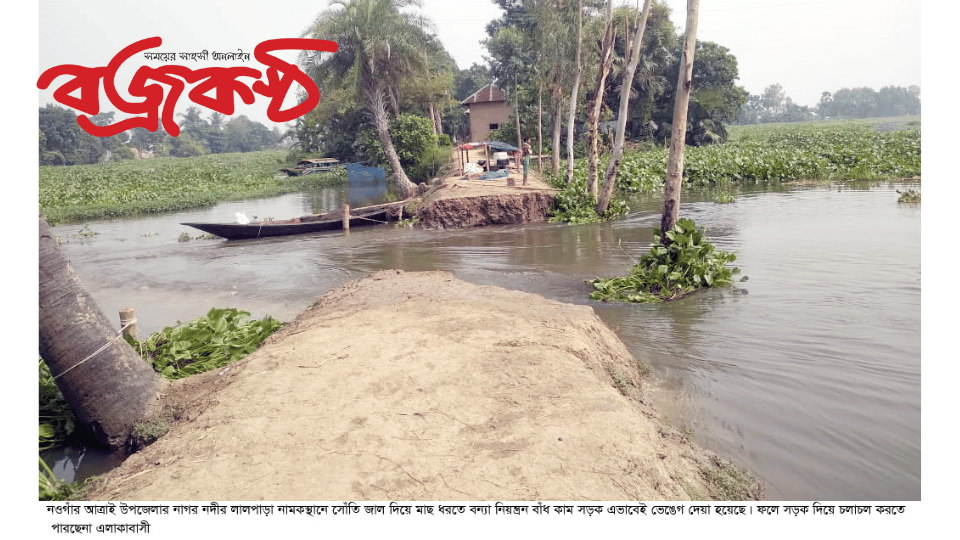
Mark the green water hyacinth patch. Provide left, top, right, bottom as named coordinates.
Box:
left=137, top=308, right=283, bottom=380
left=590, top=218, right=739, bottom=303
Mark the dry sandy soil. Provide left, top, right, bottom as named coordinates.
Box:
left=85, top=270, right=762, bottom=501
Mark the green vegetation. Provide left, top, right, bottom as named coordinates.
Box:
left=701, top=455, right=761, bottom=501
left=135, top=307, right=283, bottom=380
left=129, top=406, right=186, bottom=450
left=590, top=218, right=738, bottom=303
left=39, top=150, right=346, bottom=224
left=548, top=172, right=627, bottom=224
left=353, top=113, right=453, bottom=182
left=737, top=84, right=920, bottom=125
left=40, top=457, right=86, bottom=501
left=551, top=118, right=920, bottom=220
left=39, top=359, right=75, bottom=451
left=627, top=119, right=919, bottom=191
left=546, top=119, right=919, bottom=224
left=38, top=308, right=281, bottom=499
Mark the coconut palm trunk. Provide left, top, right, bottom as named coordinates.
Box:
left=367, top=84, right=419, bottom=198
left=39, top=216, right=161, bottom=450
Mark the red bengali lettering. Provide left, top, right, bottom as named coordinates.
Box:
left=38, top=37, right=340, bottom=137
left=251, top=38, right=338, bottom=123
left=186, top=67, right=261, bottom=116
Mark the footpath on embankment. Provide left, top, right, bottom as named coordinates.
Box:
left=85, top=270, right=763, bottom=501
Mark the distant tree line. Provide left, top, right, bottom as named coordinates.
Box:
left=736, top=84, right=920, bottom=124
left=817, top=86, right=920, bottom=119
left=38, top=104, right=284, bottom=166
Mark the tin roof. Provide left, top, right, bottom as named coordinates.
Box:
left=460, top=82, right=506, bottom=105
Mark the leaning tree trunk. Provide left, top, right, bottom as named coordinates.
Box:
left=585, top=0, right=616, bottom=198
left=661, top=0, right=700, bottom=237
left=39, top=216, right=161, bottom=450
left=596, top=0, right=653, bottom=214
left=367, top=84, right=419, bottom=199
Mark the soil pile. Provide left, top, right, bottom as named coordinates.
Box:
left=85, top=270, right=761, bottom=501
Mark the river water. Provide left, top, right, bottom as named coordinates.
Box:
left=47, top=180, right=921, bottom=500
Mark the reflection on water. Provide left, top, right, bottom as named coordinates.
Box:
left=48, top=181, right=920, bottom=500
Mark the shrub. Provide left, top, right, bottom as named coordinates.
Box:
left=353, top=113, right=440, bottom=182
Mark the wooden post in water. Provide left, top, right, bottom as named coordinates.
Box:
left=119, top=308, right=138, bottom=342
left=342, top=203, right=350, bottom=231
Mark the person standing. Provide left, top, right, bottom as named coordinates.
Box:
left=522, top=138, right=533, bottom=185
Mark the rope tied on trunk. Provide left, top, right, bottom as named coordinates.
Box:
left=52, top=319, right=137, bottom=381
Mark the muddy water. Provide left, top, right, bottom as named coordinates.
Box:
left=48, top=181, right=920, bottom=500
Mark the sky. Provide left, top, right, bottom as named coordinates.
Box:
left=36, top=0, right=921, bottom=129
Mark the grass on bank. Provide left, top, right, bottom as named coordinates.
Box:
left=39, top=150, right=347, bottom=225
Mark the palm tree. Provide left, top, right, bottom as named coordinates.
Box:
left=177, top=106, right=207, bottom=141
left=39, top=216, right=161, bottom=450
left=303, top=0, right=434, bottom=199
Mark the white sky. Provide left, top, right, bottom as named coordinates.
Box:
left=36, top=0, right=921, bottom=129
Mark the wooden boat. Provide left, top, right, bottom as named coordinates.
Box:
left=280, top=158, right=341, bottom=176
left=182, top=201, right=407, bottom=240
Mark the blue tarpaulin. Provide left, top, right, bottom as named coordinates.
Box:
left=478, top=169, right=510, bottom=180
left=482, top=140, right=520, bottom=152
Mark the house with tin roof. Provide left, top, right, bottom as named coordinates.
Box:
left=460, top=82, right=512, bottom=142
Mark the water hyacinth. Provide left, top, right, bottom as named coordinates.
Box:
left=557, top=118, right=920, bottom=200
left=590, top=218, right=739, bottom=303
left=137, top=307, right=284, bottom=380
left=39, top=150, right=346, bottom=224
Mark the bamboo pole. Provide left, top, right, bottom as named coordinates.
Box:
left=342, top=204, right=350, bottom=231
left=119, top=308, right=138, bottom=342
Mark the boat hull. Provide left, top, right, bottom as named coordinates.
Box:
left=181, top=203, right=404, bottom=240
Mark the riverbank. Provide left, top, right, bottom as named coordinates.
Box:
left=83, top=270, right=763, bottom=501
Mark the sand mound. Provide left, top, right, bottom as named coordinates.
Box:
left=85, top=270, right=760, bottom=501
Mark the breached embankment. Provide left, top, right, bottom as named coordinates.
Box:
left=84, top=270, right=763, bottom=501
left=416, top=189, right=557, bottom=229
left=412, top=156, right=558, bottom=229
